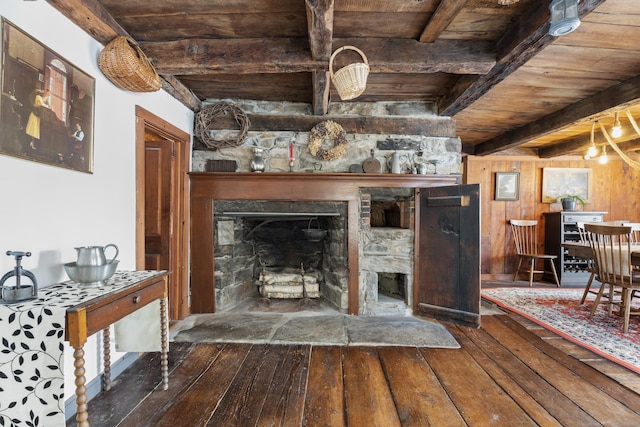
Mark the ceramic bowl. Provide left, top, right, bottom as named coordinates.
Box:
left=64, top=260, right=119, bottom=286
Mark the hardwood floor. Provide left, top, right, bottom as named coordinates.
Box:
left=69, top=311, right=640, bottom=426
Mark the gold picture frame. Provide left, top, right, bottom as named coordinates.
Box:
left=542, top=167, right=592, bottom=203
left=0, top=19, right=95, bottom=173
left=495, top=172, right=520, bottom=201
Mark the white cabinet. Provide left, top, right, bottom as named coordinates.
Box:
left=543, top=212, right=607, bottom=284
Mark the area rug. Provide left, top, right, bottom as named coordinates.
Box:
left=482, top=288, right=640, bottom=374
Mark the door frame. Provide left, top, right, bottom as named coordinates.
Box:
left=135, top=106, right=190, bottom=320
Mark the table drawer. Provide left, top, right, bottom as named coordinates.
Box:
left=563, top=214, right=603, bottom=223
left=85, top=278, right=165, bottom=336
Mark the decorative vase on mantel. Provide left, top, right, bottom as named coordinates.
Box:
left=250, top=148, right=265, bottom=172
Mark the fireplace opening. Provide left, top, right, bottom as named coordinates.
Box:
left=213, top=200, right=349, bottom=312
left=377, top=272, right=406, bottom=301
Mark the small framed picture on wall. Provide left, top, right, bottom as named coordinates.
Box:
left=495, top=172, right=519, bottom=201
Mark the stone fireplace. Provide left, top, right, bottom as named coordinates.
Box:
left=189, top=172, right=460, bottom=315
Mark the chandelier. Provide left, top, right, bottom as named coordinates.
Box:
left=586, top=109, right=640, bottom=170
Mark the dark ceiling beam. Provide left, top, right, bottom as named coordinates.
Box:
left=143, top=38, right=495, bottom=76
left=438, top=0, right=606, bottom=117
left=475, top=74, right=640, bottom=156
left=419, top=0, right=468, bottom=43
left=45, top=0, right=201, bottom=111
left=305, top=0, right=334, bottom=115
left=200, top=112, right=456, bottom=137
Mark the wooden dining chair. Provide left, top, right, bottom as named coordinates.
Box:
left=577, top=222, right=599, bottom=304
left=509, top=219, right=560, bottom=287
left=622, top=222, right=640, bottom=244
left=584, top=224, right=640, bottom=333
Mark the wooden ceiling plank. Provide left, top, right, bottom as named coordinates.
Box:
left=419, top=0, right=468, bottom=43
left=473, top=74, right=640, bottom=156
left=439, top=0, right=607, bottom=117
left=45, top=0, right=201, bottom=111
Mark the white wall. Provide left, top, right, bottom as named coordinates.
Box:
left=0, top=0, right=193, bottom=410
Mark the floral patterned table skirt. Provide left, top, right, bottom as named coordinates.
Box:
left=0, top=270, right=164, bottom=426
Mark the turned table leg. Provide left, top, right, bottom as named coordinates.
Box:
left=74, top=346, right=89, bottom=427
left=160, top=297, right=169, bottom=390
left=102, top=328, right=111, bottom=391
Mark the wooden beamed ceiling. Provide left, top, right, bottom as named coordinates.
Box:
left=45, top=0, right=640, bottom=159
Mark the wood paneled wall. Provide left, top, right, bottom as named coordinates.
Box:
left=464, top=156, right=640, bottom=279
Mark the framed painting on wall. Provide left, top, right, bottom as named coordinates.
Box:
left=541, top=167, right=592, bottom=203
left=495, top=172, right=520, bottom=201
left=0, top=19, right=95, bottom=173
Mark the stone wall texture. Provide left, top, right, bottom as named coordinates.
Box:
left=192, top=100, right=461, bottom=175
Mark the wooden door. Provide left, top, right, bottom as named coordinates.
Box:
left=415, top=184, right=480, bottom=327
left=144, top=139, right=173, bottom=271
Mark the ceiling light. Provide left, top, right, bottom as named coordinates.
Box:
left=599, top=145, right=608, bottom=165
left=549, top=0, right=581, bottom=37
left=611, top=111, right=623, bottom=138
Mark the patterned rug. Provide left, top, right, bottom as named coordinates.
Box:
left=482, top=288, right=640, bottom=374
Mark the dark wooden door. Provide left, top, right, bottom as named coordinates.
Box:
left=416, top=184, right=480, bottom=327
left=144, top=139, right=173, bottom=271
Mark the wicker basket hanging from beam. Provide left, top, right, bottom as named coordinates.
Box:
left=329, top=46, right=369, bottom=101
left=98, top=36, right=162, bottom=93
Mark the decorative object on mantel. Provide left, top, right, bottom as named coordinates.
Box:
left=98, top=36, right=162, bottom=92
left=250, top=147, right=265, bottom=172
left=362, top=149, right=381, bottom=173
left=308, top=120, right=349, bottom=161
left=329, top=46, right=369, bottom=100
left=0, top=251, right=38, bottom=303
left=206, top=159, right=237, bottom=172
left=194, top=102, right=250, bottom=149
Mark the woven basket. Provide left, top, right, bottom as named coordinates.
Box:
left=98, top=36, right=162, bottom=93
left=329, top=46, right=369, bottom=100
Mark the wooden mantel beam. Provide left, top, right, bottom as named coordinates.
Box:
left=45, top=0, right=201, bottom=111
left=475, top=74, right=640, bottom=156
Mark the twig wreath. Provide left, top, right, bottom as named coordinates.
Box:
left=194, top=102, right=250, bottom=149
left=308, top=120, right=348, bottom=161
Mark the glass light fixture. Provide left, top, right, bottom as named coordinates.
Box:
left=611, top=111, right=623, bottom=138
left=599, top=145, right=608, bottom=164
left=549, top=0, right=581, bottom=37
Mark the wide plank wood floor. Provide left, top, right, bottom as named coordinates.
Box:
left=69, top=312, right=640, bottom=427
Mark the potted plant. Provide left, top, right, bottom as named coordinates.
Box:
left=558, top=194, right=587, bottom=211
